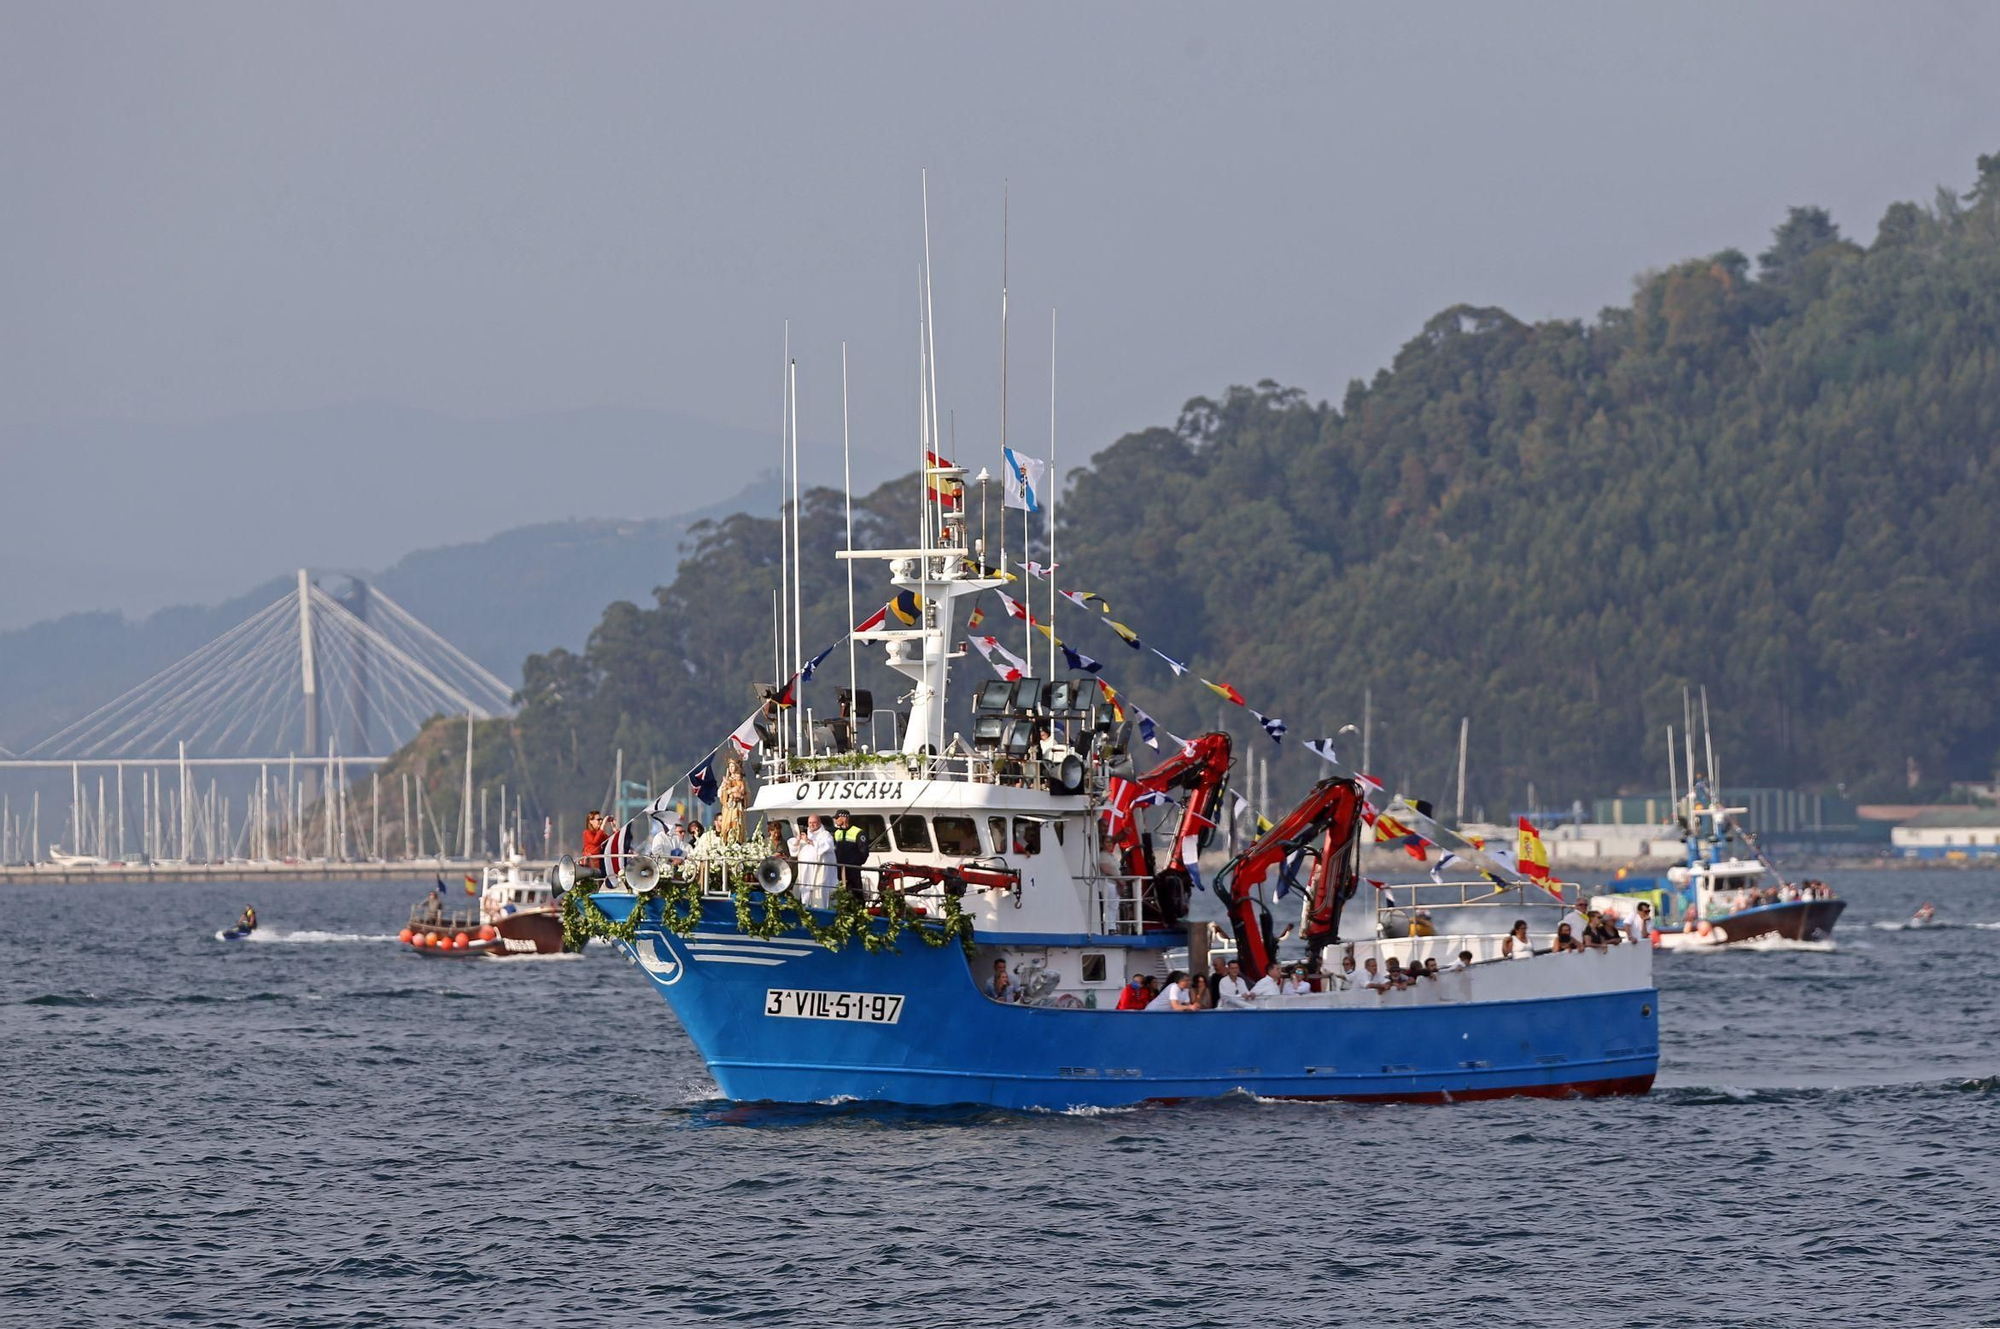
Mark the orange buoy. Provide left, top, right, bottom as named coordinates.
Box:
left=454, top=931, right=470, bottom=946
left=398, top=928, right=415, bottom=944
left=477, top=925, right=497, bottom=941
left=413, top=932, right=430, bottom=947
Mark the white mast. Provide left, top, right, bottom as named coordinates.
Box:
left=179, top=741, right=191, bottom=861
left=1455, top=715, right=1470, bottom=825
left=1048, top=306, right=1058, bottom=680
left=999, top=184, right=1009, bottom=579
left=789, top=356, right=804, bottom=754
left=1701, top=686, right=1719, bottom=805
left=842, top=342, right=858, bottom=726
left=1667, top=724, right=1680, bottom=826
left=461, top=712, right=474, bottom=860
left=777, top=323, right=791, bottom=761
left=1682, top=687, right=1697, bottom=802
left=920, top=171, right=943, bottom=758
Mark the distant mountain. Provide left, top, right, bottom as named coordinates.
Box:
left=0, top=477, right=776, bottom=753
left=0, top=402, right=893, bottom=630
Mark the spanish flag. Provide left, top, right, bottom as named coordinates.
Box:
left=1517, top=817, right=1552, bottom=883
left=924, top=450, right=964, bottom=510
left=967, top=603, right=985, bottom=629
left=1098, top=681, right=1128, bottom=723
left=463, top=873, right=478, bottom=896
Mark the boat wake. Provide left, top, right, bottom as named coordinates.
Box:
left=1665, top=935, right=1839, bottom=954
left=1655, top=1074, right=2000, bottom=1106
left=214, top=929, right=399, bottom=944
left=1870, top=919, right=2000, bottom=933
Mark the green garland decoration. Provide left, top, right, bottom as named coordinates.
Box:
left=560, top=870, right=978, bottom=958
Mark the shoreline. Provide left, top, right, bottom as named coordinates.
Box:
left=0, top=860, right=552, bottom=885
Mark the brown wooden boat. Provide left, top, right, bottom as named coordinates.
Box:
left=400, top=860, right=567, bottom=958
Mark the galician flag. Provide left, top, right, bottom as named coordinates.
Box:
left=1003, top=447, right=1045, bottom=513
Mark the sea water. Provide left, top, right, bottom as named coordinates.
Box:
left=4, top=870, right=1997, bottom=1326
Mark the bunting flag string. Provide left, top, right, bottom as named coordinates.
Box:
left=970, top=634, right=1031, bottom=682
left=1008, top=558, right=1280, bottom=740
left=1104, top=618, right=1144, bottom=649
left=1059, top=643, right=1104, bottom=675
left=658, top=602, right=888, bottom=831
left=1202, top=678, right=1247, bottom=707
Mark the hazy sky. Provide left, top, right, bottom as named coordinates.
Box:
left=4, top=1, right=1997, bottom=587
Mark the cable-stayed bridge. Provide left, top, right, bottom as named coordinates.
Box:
left=0, top=572, right=516, bottom=865
left=16, top=571, right=511, bottom=764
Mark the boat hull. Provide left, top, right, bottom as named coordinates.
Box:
left=598, top=896, right=1659, bottom=1110
left=1660, top=898, right=1845, bottom=948
left=406, top=909, right=566, bottom=958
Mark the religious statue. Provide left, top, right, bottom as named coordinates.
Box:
left=716, top=756, right=748, bottom=844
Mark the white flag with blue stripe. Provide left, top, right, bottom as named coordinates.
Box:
left=1003, top=447, right=1045, bottom=513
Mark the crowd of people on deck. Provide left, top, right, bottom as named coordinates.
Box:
left=979, top=905, right=1651, bottom=1010
left=1740, top=879, right=1833, bottom=907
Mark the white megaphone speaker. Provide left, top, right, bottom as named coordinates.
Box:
left=623, top=853, right=661, bottom=892
left=755, top=856, right=796, bottom=894
left=555, top=854, right=578, bottom=891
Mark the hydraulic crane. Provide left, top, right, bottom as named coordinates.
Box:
left=1097, top=731, right=1233, bottom=929
left=1212, top=776, right=1366, bottom=981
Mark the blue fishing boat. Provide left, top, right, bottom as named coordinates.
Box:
left=567, top=436, right=1659, bottom=1110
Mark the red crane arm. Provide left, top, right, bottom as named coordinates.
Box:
left=1213, top=777, right=1364, bottom=980
left=1097, top=731, right=1233, bottom=883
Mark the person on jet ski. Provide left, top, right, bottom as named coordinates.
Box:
left=236, top=905, right=257, bottom=933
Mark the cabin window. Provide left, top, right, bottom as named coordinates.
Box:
left=1081, top=954, right=1107, bottom=983
left=892, top=815, right=932, bottom=852
left=935, top=816, right=981, bottom=857
left=988, top=817, right=1007, bottom=855
left=1012, top=817, right=1043, bottom=855
left=849, top=814, right=891, bottom=853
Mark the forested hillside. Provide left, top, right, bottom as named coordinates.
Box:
left=410, top=155, right=2000, bottom=831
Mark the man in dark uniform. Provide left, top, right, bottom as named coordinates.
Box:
left=830, top=809, right=868, bottom=896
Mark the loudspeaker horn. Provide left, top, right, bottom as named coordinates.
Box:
left=755, top=856, right=796, bottom=894
left=623, top=853, right=660, bottom=892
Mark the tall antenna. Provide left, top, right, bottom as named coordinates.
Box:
left=777, top=324, right=791, bottom=761
left=789, top=357, right=804, bottom=753
left=999, top=182, right=1008, bottom=577
left=842, top=342, right=858, bottom=727
left=920, top=172, right=941, bottom=758
left=1047, top=306, right=1058, bottom=680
